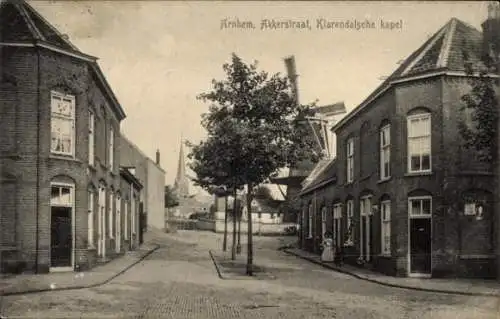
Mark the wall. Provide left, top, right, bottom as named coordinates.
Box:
left=0, top=43, right=128, bottom=273
left=118, top=136, right=147, bottom=204
left=195, top=218, right=295, bottom=235
left=146, top=158, right=166, bottom=229
left=300, top=76, right=496, bottom=278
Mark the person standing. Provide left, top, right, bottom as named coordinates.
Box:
left=321, top=231, right=334, bottom=262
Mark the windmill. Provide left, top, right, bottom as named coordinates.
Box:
left=270, top=55, right=347, bottom=220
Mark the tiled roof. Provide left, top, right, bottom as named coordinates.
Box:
left=333, top=18, right=487, bottom=132
left=1, top=0, right=80, bottom=51
left=1, top=0, right=128, bottom=121
left=300, top=159, right=337, bottom=195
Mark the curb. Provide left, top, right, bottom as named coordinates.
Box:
left=208, top=250, right=225, bottom=279
left=1, top=244, right=161, bottom=297
left=283, top=249, right=500, bottom=298
left=208, top=250, right=276, bottom=281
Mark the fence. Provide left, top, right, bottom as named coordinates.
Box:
left=166, top=217, right=296, bottom=236
left=165, top=219, right=198, bottom=232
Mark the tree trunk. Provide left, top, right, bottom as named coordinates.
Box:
left=223, top=195, right=228, bottom=251
left=237, top=205, right=242, bottom=254
left=246, top=183, right=254, bottom=276
left=231, top=191, right=237, bottom=260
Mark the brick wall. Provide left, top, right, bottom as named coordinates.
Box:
left=300, top=75, right=496, bottom=278
left=0, top=44, right=126, bottom=273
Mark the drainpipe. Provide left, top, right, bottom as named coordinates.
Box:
left=35, top=45, right=41, bottom=273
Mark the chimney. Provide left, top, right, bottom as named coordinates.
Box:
left=155, top=149, right=160, bottom=165
left=482, top=2, right=500, bottom=64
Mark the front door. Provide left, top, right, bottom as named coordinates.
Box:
left=116, top=208, right=121, bottom=253
left=410, top=218, right=432, bottom=275
left=50, top=207, right=72, bottom=269
left=98, top=187, right=106, bottom=258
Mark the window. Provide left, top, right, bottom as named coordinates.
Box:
left=308, top=203, right=313, bottom=238
left=109, top=127, right=114, bottom=170
left=346, top=138, right=354, bottom=183
left=408, top=197, right=432, bottom=216
left=50, top=185, right=73, bottom=206
left=345, top=200, right=354, bottom=245
left=360, top=197, right=372, bottom=217
left=380, top=200, right=391, bottom=256
left=88, top=191, right=95, bottom=248
left=321, top=206, right=327, bottom=239
left=109, top=191, right=114, bottom=238
left=333, top=204, right=342, bottom=248
left=89, top=111, right=95, bottom=166
left=380, top=125, right=391, bottom=179
left=51, top=91, right=75, bottom=156
left=407, top=113, right=431, bottom=173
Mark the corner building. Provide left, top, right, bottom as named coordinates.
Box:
left=300, top=10, right=500, bottom=279
left=0, top=0, right=141, bottom=273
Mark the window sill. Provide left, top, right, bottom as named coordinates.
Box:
left=378, top=253, right=391, bottom=258
left=49, top=155, right=82, bottom=163
left=404, top=171, right=432, bottom=177
left=87, top=246, right=96, bottom=251
left=377, top=177, right=391, bottom=184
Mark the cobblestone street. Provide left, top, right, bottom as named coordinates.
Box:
left=1, top=232, right=499, bottom=318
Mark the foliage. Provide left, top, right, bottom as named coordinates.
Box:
left=188, top=53, right=320, bottom=191
left=188, top=53, right=321, bottom=273
left=458, top=51, right=499, bottom=162
left=164, top=185, right=179, bottom=208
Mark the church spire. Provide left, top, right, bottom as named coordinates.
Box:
left=174, top=136, right=189, bottom=198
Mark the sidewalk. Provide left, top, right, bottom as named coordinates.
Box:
left=0, top=243, right=160, bottom=297
left=284, top=248, right=500, bottom=297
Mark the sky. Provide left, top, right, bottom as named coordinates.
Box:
left=31, top=0, right=489, bottom=186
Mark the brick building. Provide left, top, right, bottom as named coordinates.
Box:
left=300, top=8, right=500, bottom=279
left=0, top=0, right=143, bottom=273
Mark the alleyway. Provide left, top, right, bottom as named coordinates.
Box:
left=1, top=231, right=498, bottom=318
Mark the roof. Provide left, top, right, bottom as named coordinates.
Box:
left=333, top=18, right=488, bottom=132
left=300, top=159, right=331, bottom=189
left=0, top=0, right=126, bottom=121
left=300, top=159, right=337, bottom=196
left=313, top=102, right=347, bottom=116
left=120, top=134, right=165, bottom=173
left=120, top=167, right=144, bottom=190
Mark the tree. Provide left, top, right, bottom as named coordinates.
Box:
left=187, top=135, right=244, bottom=260
left=190, top=53, right=319, bottom=275
left=164, top=185, right=179, bottom=208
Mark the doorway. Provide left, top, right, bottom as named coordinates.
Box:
left=360, top=196, right=372, bottom=262
left=409, top=217, right=432, bottom=275
left=50, top=183, right=74, bottom=272
left=98, top=186, right=106, bottom=258
left=116, top=196, right=121, bottom=253
left=50, top=207, right=72, bottom=269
